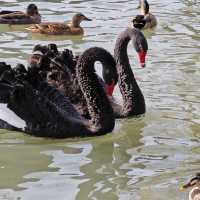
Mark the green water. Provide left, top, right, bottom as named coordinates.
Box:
left=0, top=0, right=200, bottom=199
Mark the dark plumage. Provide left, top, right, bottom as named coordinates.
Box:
left=28, top=44, right=118, bottom=118
left=27, top=27, right=148, bottom=119
left=0, top=47, right=115, bottom=138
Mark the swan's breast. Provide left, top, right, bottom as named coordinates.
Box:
left=0, top=103, right=26, bottom=130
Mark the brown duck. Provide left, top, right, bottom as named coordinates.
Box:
left=0, top=4, right=41, bottom=24
left=26, top=13, right=91, bottom=35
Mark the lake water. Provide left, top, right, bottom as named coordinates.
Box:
left=0, top=0, right=200, bottom=199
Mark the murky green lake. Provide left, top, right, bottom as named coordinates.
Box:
left=0, top=0, right=199, bottom=199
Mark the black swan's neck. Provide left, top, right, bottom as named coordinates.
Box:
left=77, top=47, right=115, bottom=134
left=114, top=28, right=145, bottom=117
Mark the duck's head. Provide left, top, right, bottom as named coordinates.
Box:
left=181, top=173, right=200, bottom=190
left=72, top=13, right=92, bottom=27
left=26, top=4, right=39, bottom=16
left=138, top=0, right=149, bottom=15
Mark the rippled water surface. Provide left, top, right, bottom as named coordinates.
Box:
left=0, top=0, right=200, bottom=199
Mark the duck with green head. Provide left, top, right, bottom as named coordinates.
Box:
left=26, top=13, right=92, bottom=35
left=0, top=4, right=41, bottom=24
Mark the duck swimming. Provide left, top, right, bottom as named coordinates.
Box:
left=137, top=0, right=157, bottom=29
left=26, top=13, right=91, bottom=35
left=181, top=173, right=200, bottom=200
left=0, top=4, right=41, bottom=24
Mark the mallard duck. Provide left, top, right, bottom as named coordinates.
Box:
left=137, top=0, right=157, bottom=29
left=181, top=173, right=200, bottom=200
left=0, top=4, right=41, bottom=24
left=26, top=13, right=92, bottom=35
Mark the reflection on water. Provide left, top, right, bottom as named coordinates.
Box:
left=0, top=0, right=200, bottom=199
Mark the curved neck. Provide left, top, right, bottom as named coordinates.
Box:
left=77, top=47, right=115, bottom=135
left=114, top=28, right=145, bottom=117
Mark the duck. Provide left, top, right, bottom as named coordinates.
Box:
left=137, top=0, right=157, bottom=29
left=0, top=47, right=116, bottom=138
left=181, top=173, right=200, bottom=200
left=0, top=4, right=41, bottom=24
left=26, top=13, right=91, bottom=35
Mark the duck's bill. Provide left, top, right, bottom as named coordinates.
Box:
left=138, top=50, right=147, bottom=68
left=180, top=179, right=197, bottom=191
left=84, top=17, right=92, bottom=21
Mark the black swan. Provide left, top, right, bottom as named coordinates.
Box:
left=44, top=26, right=148, bottom=118
left=27, top=43, right=118, bottom=118
left=113, top=27, right=148, bottom=117
left=0, top=47, right=115, bottom=138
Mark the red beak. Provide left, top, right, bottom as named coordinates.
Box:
left=138, top=50, right=146, bottom=68
left=105, top=82, right=115, bottom=96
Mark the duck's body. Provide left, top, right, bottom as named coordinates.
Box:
left=26, top=13, right=91, bottom=35
left=143, top=13, right=157, bottom=29
left=138, top=0, right=157, bottom=29
left=0, top=4, right=41, bottom=24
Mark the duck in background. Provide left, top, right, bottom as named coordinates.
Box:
left=181, top=173, right=200, bottom=200
left=137, top=0, right=157, bottom=29
left=0, top=4, right=41, bottom=24
left=26, top=13, right=92, bottom=35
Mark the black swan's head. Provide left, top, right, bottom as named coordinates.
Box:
left=132, top=28, right=148, bottom=68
